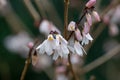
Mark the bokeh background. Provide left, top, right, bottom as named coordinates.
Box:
left=0, top=0, right=120, bottom=80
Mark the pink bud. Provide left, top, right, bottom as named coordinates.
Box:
left=75, top=28, right=82, bottom=41
left=83, top=22, right=90, bottom=34
left=92, top=11, right=101, bottom=22
left=86, top=0, right=96, bottom=8
left=86, top=13, right=92, bottom=26
left=27, top=42, right=34, bottom=49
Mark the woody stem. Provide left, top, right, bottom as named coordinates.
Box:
left=64, top=0, right=78, bottom=80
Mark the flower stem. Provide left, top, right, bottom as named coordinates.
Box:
left=64, top=0, right=78, bottom=80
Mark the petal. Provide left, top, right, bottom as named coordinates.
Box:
left=59, top=34, right=68, bottom=44
left=45, top=40, right=54, bottom=55
left=36, top=40, right=46, bottom=54
left=86, top=33, right=93, bottom=41
left=56, top=46, right=63, bottom=57
left=53, top=53, right=59, bottom=60
left=61, top=44, right=69, bottom=55
left=81, top=37, right=89, bottom=45
left=74, top=41, right=83, bottom=56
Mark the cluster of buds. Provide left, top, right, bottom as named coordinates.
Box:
left=36, top=0, right=100, bottom=60
left=67, top=0, right=100, bottom=55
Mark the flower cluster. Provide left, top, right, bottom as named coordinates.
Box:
left=36, top=0, right=100, bottom=60
left=36, top=21, right=69, bottom=60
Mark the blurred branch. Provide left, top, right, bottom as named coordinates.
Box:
left=1, top=1, right=34, bottom=35
left=23, top=0, right=40, bottom=21
left=20, top=40, right=39, bottom=80
left=34, top=0, right=47, bottom=19
left=35, top=0, right=63, bottom=28
left=82, top=45, right=120, bottom=74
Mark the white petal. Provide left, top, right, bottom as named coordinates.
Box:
left=45, top=40, right=53, bottom=55
left=36, top=40, right=46, bottom=54
left=53, top=53, right=59, bottom=60
left=81, top=37, right=89, bottom=45
left=56, top=46, right=63, bottom=57
left=74, top=41, right=83, bottom=56
left=59, top=34, right=68, bottom=44
left=61, top=44, right=69, bottom=55
left=86, top=33, right=93, bottom=41
left=68, top=46, right=75, bottom=54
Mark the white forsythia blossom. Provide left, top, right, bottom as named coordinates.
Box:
left=36, top=33, right=69, bottom=60
left=81, top=32, right=93, bottom=45
left=36, top=34, right=56, bottom=55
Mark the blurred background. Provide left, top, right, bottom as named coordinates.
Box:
left=0, top=0, right=120, bottom=80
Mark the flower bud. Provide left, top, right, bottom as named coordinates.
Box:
left=86, top=0, right=96, bottom=8
left=68, top=21, right=76, bottom=31
left=83, top=22, right=90, bottom=34
left=86, top=13, right=92, bottom=26
left=75, top=28, right=82, bottom=41
left=27, top=42, right=34, bottom=49
left=92, top=11, right=101, bottom=22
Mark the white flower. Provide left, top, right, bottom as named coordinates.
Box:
left=53, top=34, right=69, bottom=60
left=36, top=34, right=56, bottom=55
left=74, top=41, right=86, bottom=56
left=68, top=21, right=76, bottom=31
left=68, top=36, right=86, bottom=56
left=81, top=32, right=93, bottom=45
left=36, top=34, right=69, bottom=60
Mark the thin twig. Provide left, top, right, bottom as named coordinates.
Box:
left=64, top=0, right=78, bottom=80
left=64, top=0, right=69, bottom=39
left=82, top=45, right=120, bottom=74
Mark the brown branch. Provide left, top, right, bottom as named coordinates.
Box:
left=82, top=45, right=120, bottom=74
left=20, top=40, right=39, bottom=80
left=64, top=0, right=69, bottom=39
left=64, top=0, right=78, bottom=80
